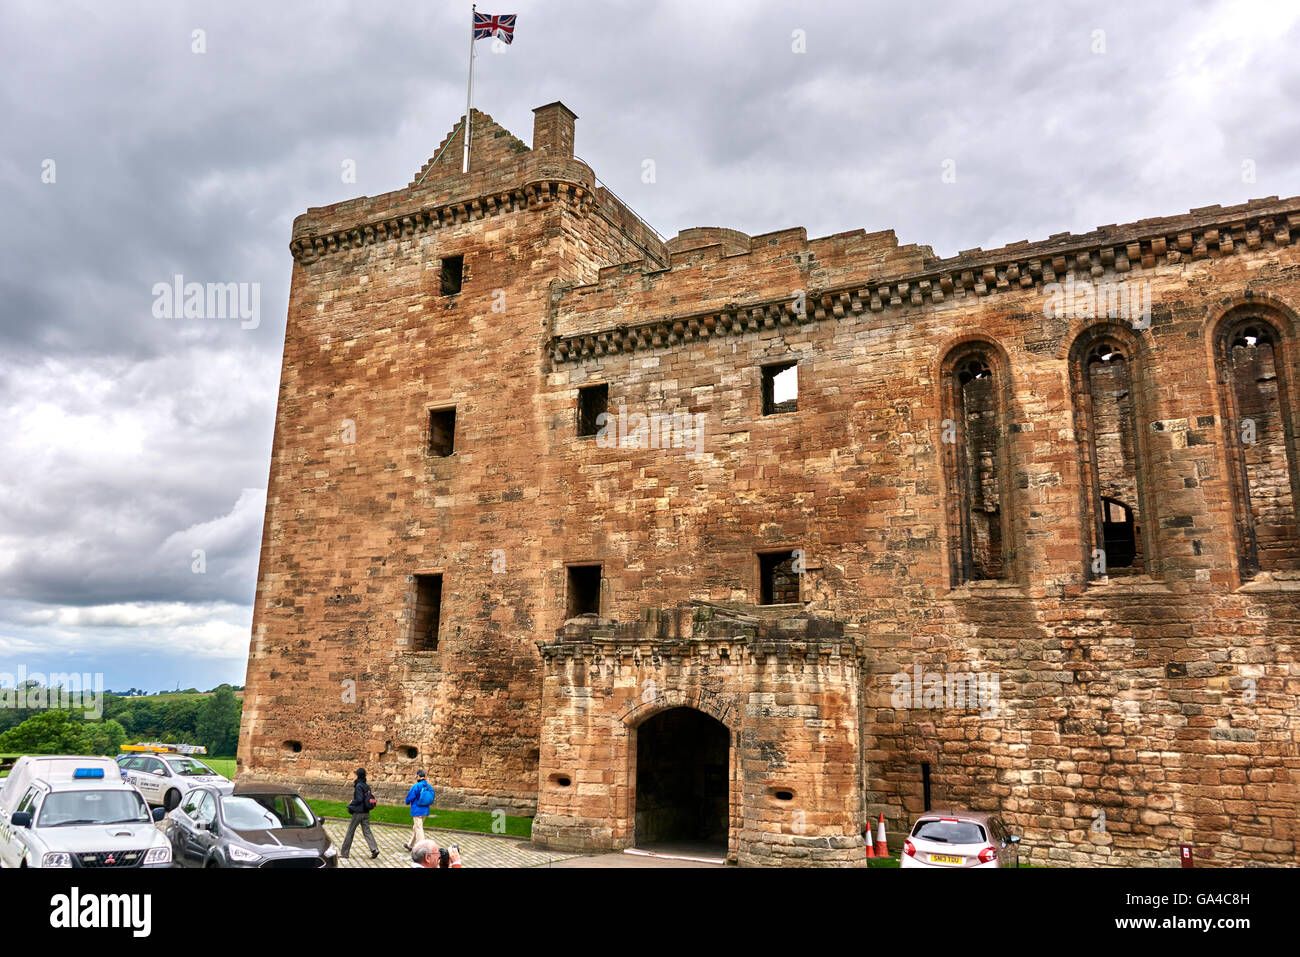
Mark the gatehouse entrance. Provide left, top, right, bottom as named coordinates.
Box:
left=633, top=707, right=729, bottom=857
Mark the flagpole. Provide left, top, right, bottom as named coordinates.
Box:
left=462, top=3, right=476, bottom=173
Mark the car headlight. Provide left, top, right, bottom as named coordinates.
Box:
left=228, top=845, right=261, bottom=863
left=144, top=845, right=171, bottom=865
left=41, top=851, right=73, bottom=868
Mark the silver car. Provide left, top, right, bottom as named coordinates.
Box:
left=900, top=810, right=1021, bottom=868
left=0, top=756, right=171, bottom=869
left=116, top=754, right=232, bottom=811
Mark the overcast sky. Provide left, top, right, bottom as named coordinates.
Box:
left=2, top=0, right=1297, bottom=693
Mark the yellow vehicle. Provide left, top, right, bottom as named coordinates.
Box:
left=119, top=742, right=208, bottom=756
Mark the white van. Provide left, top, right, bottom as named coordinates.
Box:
left=0, top=756, right=172, bottom=868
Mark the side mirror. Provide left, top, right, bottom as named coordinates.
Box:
left=9, top=811, right=32, bottom=829
left=152, top=807, right=167, bottom=822
left=1009, top=835, right=1021, bottom=844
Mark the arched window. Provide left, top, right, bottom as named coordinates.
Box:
left=1215, top=313, right=1300, bottom=574
left=942, top=345, right=1011, bottom=584
left=1070, top=330, right=1150, bottom=577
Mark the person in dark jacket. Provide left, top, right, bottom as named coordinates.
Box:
left=404, top=769, right=436, bottom=850
left=340, top=767, right=379, bottom=859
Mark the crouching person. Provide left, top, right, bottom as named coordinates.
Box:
left=411, top=838, right=462, bottom=868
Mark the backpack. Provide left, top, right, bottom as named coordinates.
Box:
left=365, top=784, right=377, bottom=811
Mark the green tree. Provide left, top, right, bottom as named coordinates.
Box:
left=0, top=709, right=90, bottom=753
left=82, top=719, right=128, bottom=755
left=126, top=698, right=166, bottom=738
left=0, top=710, right=130, bottom=756
left=195, top=685, right=241, bottom=755
left=111, top=707, right=135, bottom=735
left=0, top=681, right=53, bottom=734
left=162, top=697, right=202, bottom=738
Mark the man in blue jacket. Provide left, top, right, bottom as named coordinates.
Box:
left=404, top=769, right=436, bottom=850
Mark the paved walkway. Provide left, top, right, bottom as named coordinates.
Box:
left=323, top=818, right=581, bottom=868
left=323, top=819, right=729, bottom=868
left=547, top=851, right=727, bottom=868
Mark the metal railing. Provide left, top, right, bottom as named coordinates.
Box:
left=415, top=119, right=466, bottom=187
left=574, top=154, right=670, bottom=267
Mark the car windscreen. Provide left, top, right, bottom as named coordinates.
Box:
left=165, top=758, right=216, bottom=776
left=913, top=819, right=987, bottom=844
left=38, top=789, right=150, bottom=827
left=222, top=794, right=317, bottom=830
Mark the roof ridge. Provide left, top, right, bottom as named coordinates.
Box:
left=407, top=108, right=529, bottom=188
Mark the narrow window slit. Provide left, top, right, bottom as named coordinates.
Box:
left=413, top=574, right=443, bottom=651
left=440, top=255, right=464, bottom=295
left=429, top=408, right=456, bottom=457
left=577, top=383, right=608, bottom=437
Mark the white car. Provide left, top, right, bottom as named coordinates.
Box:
left=117, top=753, right=233, bottom=811
left=900, top=810, right=1021, bottom=868
left=0, top=756, right=171, bottom=869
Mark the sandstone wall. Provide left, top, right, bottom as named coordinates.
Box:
left=546, top=200, right=1300, bottom=866
left=244, top=99, right=1300, bottom=864
left=533, top=609, right=865, bottom=866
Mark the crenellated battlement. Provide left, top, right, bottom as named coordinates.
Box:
left=288, top=102, right=664, bottom=269
left=549, top=195, right=1300, bottom=364
left=290, top=153, right=598, bottom=265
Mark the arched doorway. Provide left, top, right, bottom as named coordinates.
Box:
left=634, top=707, right=729, bottom=855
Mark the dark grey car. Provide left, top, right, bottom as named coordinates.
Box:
left=164, top=783, right=338, bottom=868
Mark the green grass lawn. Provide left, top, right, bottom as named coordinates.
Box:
left=306, top=798, right=533, bottom=839
left=200, top=756, right=236, bottom=778
left=194, top=756, right=533, bottom=838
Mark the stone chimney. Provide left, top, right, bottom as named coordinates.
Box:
left=532, top=101, right=577, bottom=157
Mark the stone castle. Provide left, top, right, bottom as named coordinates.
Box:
left=238, top=101, right=1300, bottom=866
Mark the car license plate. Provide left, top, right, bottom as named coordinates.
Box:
left=930, top=853, right=962, bottom=864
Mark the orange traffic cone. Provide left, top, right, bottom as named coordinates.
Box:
left=875, top=812, right=888, bottom=858
left=862, top=825, right=876, bottom=858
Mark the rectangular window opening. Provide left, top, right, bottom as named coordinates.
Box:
left=577, top=383, right=609, bottom=438
left=566, top=564, right=602, bottom=618
left=429, top=407, right=456, bottom=457
left=413, top=574, right=443, bottom=651
left=440, top=255, right=464, bottom=296
left=758, top=549, right=801, bottom=605
left=762, top=361, right=798, bottom=415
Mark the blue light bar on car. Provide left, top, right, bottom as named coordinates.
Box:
left=73, top=768, right=105, bottom=779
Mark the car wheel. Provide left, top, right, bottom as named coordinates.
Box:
left=164, top=789, right=182, bottom=811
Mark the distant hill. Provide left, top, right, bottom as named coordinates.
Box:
left=108, top=689, right=245, bottom=701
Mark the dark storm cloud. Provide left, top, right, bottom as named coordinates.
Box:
left=1, top=0, right=1297, bottom=688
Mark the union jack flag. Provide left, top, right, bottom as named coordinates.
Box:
left=473, top=12, right=516, bottom=43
